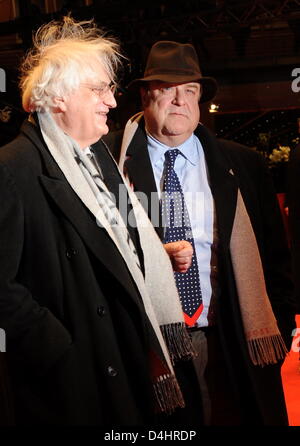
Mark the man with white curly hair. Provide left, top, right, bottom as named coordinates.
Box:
left=0, top=17, right=199, bottom=425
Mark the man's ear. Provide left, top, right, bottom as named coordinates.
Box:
left=198, top=84, right=202, bottom=103
left=140, top=86, right=149, bottom=108
left=52, top=96, right=67, bottom=113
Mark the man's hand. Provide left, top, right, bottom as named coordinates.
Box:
left=164, top=241, right=193, bottom=273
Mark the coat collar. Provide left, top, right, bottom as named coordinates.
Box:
left=125, top=118, right=164, bottom=238
left=194, top=124, right=238, bottom=248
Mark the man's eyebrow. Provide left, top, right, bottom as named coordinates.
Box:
left=185, top=83, right=200, bottom=88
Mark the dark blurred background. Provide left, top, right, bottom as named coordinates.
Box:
left=0, top=0, right=300, bottom=175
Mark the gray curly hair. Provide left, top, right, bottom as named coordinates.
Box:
left=20, top=16, right=122, bottom=112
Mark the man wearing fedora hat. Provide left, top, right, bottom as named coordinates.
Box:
left=104, top=41, right=296, bottom=425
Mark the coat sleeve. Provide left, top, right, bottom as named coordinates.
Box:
left=254, top=153, right=296, bottom=348
left=0, top=163, right=72, bottom=375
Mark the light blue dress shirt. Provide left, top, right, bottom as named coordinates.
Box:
left=147, top=132, right=214, bottom=327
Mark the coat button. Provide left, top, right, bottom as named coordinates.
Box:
left=66, top=249, right=78, bottom=260
left=107, top=366, right=118, bottom=377
left=97, top=306, right=106, bottom=317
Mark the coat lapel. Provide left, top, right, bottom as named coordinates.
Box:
left=195, top=125, right=238, bottom=249
left=125, top=124, right=164, bottom=239
left=125, top=123, right=157, bottom=195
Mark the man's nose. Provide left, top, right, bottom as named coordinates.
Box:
left=172, top=88, right=185, bottom=105
left=104, top=89, right=117, bottom=108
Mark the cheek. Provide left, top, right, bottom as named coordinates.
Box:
left=157, top=103, right=171, bottom=122
left=89, top=108, right=100, bottom=126
left=187, top=103, right=200, bottom=122
left=192, top=102, right=200, bottom=115
left=151, top=97, right=167, bottom=111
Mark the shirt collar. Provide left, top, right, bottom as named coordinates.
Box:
left=147, top=132, right=199, bottom=167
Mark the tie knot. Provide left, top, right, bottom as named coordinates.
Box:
left=164, top=149, right=180, bottom=169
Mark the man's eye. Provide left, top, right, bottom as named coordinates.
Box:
left=161, top=87, right=173, bottom=93
left=186, top=88, right=196, bottom=94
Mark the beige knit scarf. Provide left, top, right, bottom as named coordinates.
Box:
left=37, top=111, right=196, bottom=413
left=119, top=112, right=287, bottom=367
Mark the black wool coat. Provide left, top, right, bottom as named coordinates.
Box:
left=104, top=121, right=296, bottom=425
left=0, top=119, right=161, bottom=426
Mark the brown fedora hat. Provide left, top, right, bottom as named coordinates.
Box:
left=128, top=40, right=217, bottom=103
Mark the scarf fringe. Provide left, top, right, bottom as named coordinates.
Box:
left=248, top=334, right=288, bottom=367
left=161, top=322, right=197, bottom=365
left=153, top=374, right=185, bottom=414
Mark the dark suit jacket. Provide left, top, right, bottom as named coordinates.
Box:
left=104, top=120, right=296, bottom=425
left=0, top=119, right=161, bottom=426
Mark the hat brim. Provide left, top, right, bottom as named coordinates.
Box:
left=128, top=74, right=218, bottom=103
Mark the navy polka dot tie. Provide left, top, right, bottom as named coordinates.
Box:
left=162, top=149, right=203, bottom=327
